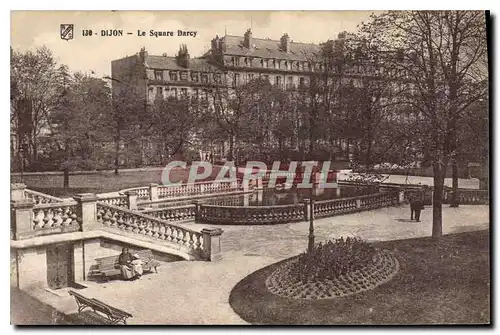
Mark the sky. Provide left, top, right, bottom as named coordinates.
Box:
left=11, top=11, right=380, bottom=77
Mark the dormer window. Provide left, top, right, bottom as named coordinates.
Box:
left=169, top=71, right=178, bottom=81
left=180, top=71, right=188, bottom=80
left=201, top=73, right=209, bottom=83
left=244, top=58, right=249, bottom=67
left=154, top=70, right=163, bottom=80
left=191, top=72, right=199, bottom=82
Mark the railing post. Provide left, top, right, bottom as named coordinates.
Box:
left=242, top=179, right=250, bottom=192
left=398, top=189, right=405, bottom=204
left=11, top=199, right=34, bottom=240
left=149, top=183, right=159, bottom=201
left=302, top=198, right=311, bottom=221
left=201, top=228, right=223, bottom=261
left=231, top=179, right=238, bottom=190
left=193, top=200, right=202, bottom=223
left=11, top=183, right=26, bottom=201
left=200, top=183, right=206, bottom=194
left=73, top=193, right=99, bottom=232
left=125, top=191, right=138, bottom=211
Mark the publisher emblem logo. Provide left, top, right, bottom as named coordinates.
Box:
left=60, top=24, right=74, bottom=40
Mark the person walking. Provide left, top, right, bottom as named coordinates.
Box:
left=410, top=195, right=425, bottom=222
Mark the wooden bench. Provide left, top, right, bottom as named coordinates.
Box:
left=94, top=249, right=160, bottom=282
left=68, top=290, right=133, bottom=325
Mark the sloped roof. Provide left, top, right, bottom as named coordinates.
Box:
left=145, top=55, right=217, bottom=71
left=222, top=35, right=321, bottom=61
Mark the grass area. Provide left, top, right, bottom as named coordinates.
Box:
left=11, top=167, right=221, bottom=198
left=229, top=229, right=490, bottom=325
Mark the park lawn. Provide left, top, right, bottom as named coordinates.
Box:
left=11, top=167, right=221, bottom=198
left=229, top=229, right=490, bottom=325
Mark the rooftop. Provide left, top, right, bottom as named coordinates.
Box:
left=222, top=35, right=321, bottom=61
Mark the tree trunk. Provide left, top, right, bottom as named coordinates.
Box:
left=63, top=168, right=70, bottom=188
left=228, top=133, right=234, bottom=162
left=432, top=163, right=444, bottom=238
left=450, top=158, right=459, bottom=207
left=114, top=129, right=121, bottom=175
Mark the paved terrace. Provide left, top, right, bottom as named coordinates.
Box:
left=25, top=204, right=489, bottom=325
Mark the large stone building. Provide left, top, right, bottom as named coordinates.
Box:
left=111, top=29, right=324, bottom=103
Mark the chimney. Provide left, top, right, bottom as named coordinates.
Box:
left=280, top=33, right=290, bottom=52
left=139, top=47, right=148, bottom=64
left=176, top=44, right=190, bottom=68
left=244, top=29, right=253, bottom=49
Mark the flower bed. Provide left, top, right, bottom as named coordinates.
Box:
left=265, top=238, right=399, bottom=300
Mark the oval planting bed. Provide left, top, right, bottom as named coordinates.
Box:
left=265, top=250, right=399, bottom=300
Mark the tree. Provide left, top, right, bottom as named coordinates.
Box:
left=10, top=46, right=62, bottom=171
left=50, top=69, right=111, bottom=187
left=361, top=11, right=488, bottom=237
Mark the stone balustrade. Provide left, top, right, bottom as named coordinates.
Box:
left=314, top=197, right=359, bottom=218
left=96, top=202, right=221, bottom=260
left=443, top=188, right=489, bottom=204
left=25, top=189, right=64, bottom=205
left=358, top=192, right=399, bottom=209
left=97, top=195, right=128, bottom=208
left=141, top=204, right=196, bottom=222
left=11, top=199, right=81, bottom=240
left=157, top=180, right=239, bottom=199
left=199, top=203, right=306, bottom=225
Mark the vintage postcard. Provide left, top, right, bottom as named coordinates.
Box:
left=10, top=10, right=490, bottom=325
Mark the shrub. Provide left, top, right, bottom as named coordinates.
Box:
left=290, top=237, right=375, bottom=282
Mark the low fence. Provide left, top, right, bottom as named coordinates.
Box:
left=96, top=203, right=207, bottom=258
left=199, top=203, right=306, bottom=225
left=24, top=189, right=64, bottom=205
left=141, top=204, right=196, bottom=222
left=314, top=192, right=399, bottom=218
left=11, top=185, right=224, bottom=261
left=118, top=180, right=240, bottom=203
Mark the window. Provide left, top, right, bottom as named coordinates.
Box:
left=181, top=88, right=187, bottom=98
left=287, top=76, right=294, bottom=89
left=235, top=57, right=240, bottom=66
left=299, top=77, right=305, bottom=88
left=234, top=73, right=240, bottom=86
left=171, top=88, right=177, bottom=98
left=275, top=60, right=280, bottom=69
left=201, top=73, right=208, bottom=83
left=180, top=71, right=188, bottom=81
left=244, top=58, right=249, bottom=67
left=154, top=70, right=163, bottom=81
left=263, top=74, right=269, bottom=82
left=262, top=59, right=268, bottom=68
left=248, top=73, right=254, bottom=82
left=191, top=72, right=199, bottom=82
left=169, top=71, right=178, bottom=81
left=148, top=87, right=154, bottom=100
left=275, top=76, right=282, bottom=86
left=214, top=73, right=222, bottom=84
left=201, top=89, right=208, bottom=100
left=156, top=87, right=163, bottom=98
left=193, top=88, right=199, bottom=98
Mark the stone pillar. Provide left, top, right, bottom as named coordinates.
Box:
left=302, top=198, right=311, bottom=221
left=243, top=193, right=250, bottom=206
left=201, top=228, right=223, bottom=261
left=231, top=179, right=239, bottom=190
left=125, top=191, right=138, bottom=211
left=193, top=200, right=202, bottom=223
left=256, top=177, right=263, bottom=190
left=398, top=189, right=405, bottom=204
left=16, top=247, right=48, bottom=290
left=149, top=183, right=159, bottom=201
left=72, top=241, right=85, bottom=282
left=242, top=179, right=250, bottom=192
left=11, top=199, right=35, bottom=240
left=74, top=193, right=99, bottom=232
left=11, top=183, right=26, bottom=201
